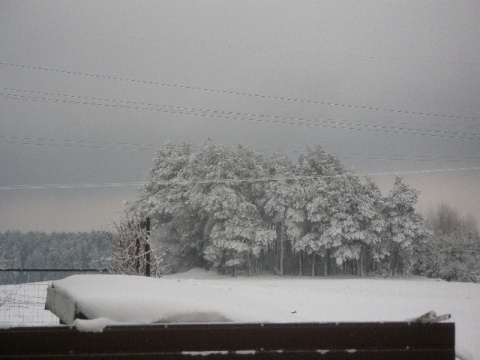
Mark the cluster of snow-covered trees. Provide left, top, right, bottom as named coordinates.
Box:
left=413, top=203, right=480, bottom=282
left=0, top=231, right=110, bottom=284
left=125, top=140, right=431, bottom=277
left=3, top=162, right=477, bottom=283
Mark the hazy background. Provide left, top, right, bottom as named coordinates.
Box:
left=1, top=0, right=479, bottom=232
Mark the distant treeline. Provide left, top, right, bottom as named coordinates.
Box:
left=0, top=231, right=110, bottom=284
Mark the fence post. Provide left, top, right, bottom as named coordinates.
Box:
left=145, top=217, right=151, bottom=277
left=133, top=220, right=140, bottom=274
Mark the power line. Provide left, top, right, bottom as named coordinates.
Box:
left=338, top=153, right=480, bottom=163
left=2, top=136, right=479, bottom=164
left=3, top=87, right=476, bottom=130
left=0, top=182, right=146, bottom=190
left=0, top=135, right=282, bottom=154
left=1, top=167, right=478, bottom=190
left=4, top=87, right=479, bottom=137
left=2, top=91, right=479, bottom=141
left=0, top=135, right=156, bottom=152
left=1, top=62, right=478, bottom=122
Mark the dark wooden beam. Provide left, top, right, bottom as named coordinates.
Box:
left=0, top=322, right=455, bottom=359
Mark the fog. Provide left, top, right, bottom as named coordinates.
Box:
left=1, top=0, right=479, bottom=232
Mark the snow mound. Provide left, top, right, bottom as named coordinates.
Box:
left=72, top=318, right=126, bottom=332
left=164, top=268, right=223, bottom=280
left=50, top=275, right=303, bottom=326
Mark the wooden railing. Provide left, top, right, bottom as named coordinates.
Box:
left=0, top=322, right=455, bottom=359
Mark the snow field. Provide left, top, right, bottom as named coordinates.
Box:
left=164, top=269, right=479, bottom=359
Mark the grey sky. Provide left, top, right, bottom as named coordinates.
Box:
left=1, top=0, right=479, bottom=232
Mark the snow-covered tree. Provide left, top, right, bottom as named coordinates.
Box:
left=201, top=144, right=274, bottom=275
left=129, top=141, right=192, bottom=223
left=295, top=145, right=346, bottom=276
left=131, top=140, right=275, bottom=275
left=358, top=178, right=387, bottom=274
left=314, top=174, right=385, bottom=276
left=413, top=203, right=480, bottom=282
left=297, top=178, right=330, bottom=276
left=262, top=151, right=310, bottom=276
left=381, top=177, right=430, bottom=276
left=201, top=185, right=273, bottom=275
left=127, top=142, right=206, bottom=266
left=264, top=178, right=306, bottom=275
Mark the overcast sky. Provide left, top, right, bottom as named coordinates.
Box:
left=1, top=0, right=479, bottom=233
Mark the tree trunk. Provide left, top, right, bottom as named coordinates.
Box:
left=135, top=237, right=140, bottom=274
left=279, top=223, right=284, bottom=276
left=390, top=246, right=399, bottom=276
left=359, top=249, right=364, bottom=277
left=324, top=249, right=329, bottom=276
left=312, top=253, right=315, bottom=277
left=299, top=251, right=303, bottom=276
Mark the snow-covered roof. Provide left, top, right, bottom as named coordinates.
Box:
left=46, top=273, right=302, bottom=330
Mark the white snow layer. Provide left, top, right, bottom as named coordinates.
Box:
left=51, top=272, right=302, bottom=325
left=49, top=269, right=480, bottom=359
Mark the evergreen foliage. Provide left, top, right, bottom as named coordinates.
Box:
left=413, top=203, right=480, bottom=282
left=125, top=141, right=435, bottom=278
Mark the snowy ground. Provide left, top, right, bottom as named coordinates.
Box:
left=2, top=270, right=479, bottom=359
left=167, top=269, right=480, bottom=358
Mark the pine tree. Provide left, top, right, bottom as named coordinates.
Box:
left=382, top=177, right=430, bottom=276
left=296, top=145, right=345, bottom=276
left=192, top=142, right=274, bottom=275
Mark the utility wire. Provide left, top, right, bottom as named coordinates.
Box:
left=2, top=136, right=479, bottom=163
left=1, top=167, right=479, bottom=190
left=3, top=87, right=476, bottom=130
left=3, top=88, right=478, bottom=136
left=1, top=62, right=479, bottom=122
left=0, top=136, right=155, bottom=152
left=2, top=92, right=479, bottom=141
left=0, top=182, right=146, bottom=190
left=0, top=135, right=278, bottom=154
